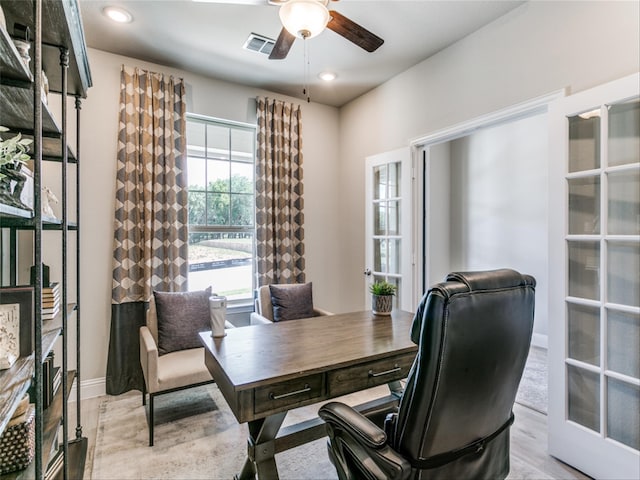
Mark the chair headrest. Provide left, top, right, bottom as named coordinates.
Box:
left=442, top=268, right=535, bottom=295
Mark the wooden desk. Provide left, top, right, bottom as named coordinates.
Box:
left=200, top=310, right=417, bottom=479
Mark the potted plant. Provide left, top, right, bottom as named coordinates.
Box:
left=369, top=280, right=397, bottom=316
left=0, top=126, right=32, bottom=209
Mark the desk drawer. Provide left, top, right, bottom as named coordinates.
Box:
left=254, top=374, right=325, bottom=415
left=328, top=353, right=415, bottom=397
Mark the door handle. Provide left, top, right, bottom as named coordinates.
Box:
left=364, top=268, right=372, bottom=276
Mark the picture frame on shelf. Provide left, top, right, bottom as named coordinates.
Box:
left=0, top=286, right=34, bottom=369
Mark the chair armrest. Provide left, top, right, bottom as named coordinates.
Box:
left=313, top=307, right=333, bottom=317
left=250, top=312, right=273, bottom=325
left=319, top=402, right=387, bottom=448
left=319, top=402, right=411, bottom=480
left=140, top=326, right=159, bottom=393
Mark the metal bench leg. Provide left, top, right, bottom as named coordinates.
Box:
left=149, top=394, right=155, bottom=446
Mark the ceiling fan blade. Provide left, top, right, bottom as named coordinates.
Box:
left=326, top=10, right=384, bottom=52
left=269, top=27, right=296, bottom=59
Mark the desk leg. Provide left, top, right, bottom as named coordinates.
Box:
left=235, top=412, right=287, bottom=480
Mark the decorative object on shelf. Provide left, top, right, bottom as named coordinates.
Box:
left=30, top=263, right=51, bottom=288
left=0, top=400, right=35, bottom=474
left=41, top=70, right=49, bottom=105
left=209, top=295, right=227, bottom=338
left=0, top=286, right=34, bottom=360
left=11, top=23, right=30, bottom=69
left=41, top=186, right=59, bottom=219
left=0, top=303, right=19, bottom=370
left=11, top=39, right=29, bottom=69
left=0, top=127, right=32, bottom=210
left=369, top=280, right=397, bottom=316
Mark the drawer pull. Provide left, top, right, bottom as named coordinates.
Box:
left=368, top=365, right=401, bottom=378
left=269, top=384, right=311, bottom=400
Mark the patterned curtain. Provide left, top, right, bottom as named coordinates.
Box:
left=106, top=66, right=188, bottom=395
left=255, top=97, right=305, bottom=286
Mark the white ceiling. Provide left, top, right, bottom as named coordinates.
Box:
left=80, top=0, right=525, bottom=107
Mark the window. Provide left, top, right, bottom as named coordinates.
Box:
left=186, top=114, right=256, bottom=304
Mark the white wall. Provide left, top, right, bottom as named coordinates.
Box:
left=449, top=113, right=549, bottom=337
left=336, top=1, right=639, bottom=313
left=78, top=49, right=340, bottom=388
left=425, top=142, right=451, bottom=287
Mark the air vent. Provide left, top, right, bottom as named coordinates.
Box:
left=243, top=33, right=275, bottom=56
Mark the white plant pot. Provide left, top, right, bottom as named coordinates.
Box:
left=372, top=294, right=393, bottom=316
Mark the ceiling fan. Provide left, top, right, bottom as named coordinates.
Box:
left=267, top=0, right=384, bottom=60
left=195, top=0, right=384, bottom=59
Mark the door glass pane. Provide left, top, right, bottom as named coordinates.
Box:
left=388, top=239, right=400, bottom=274
left=607, top=241, right=640, bottom=307
left=568, top=241, right=600, bottom=300
left=568, top=176, right=600, bottom=234
left=374, top=165, right=387, bottom=200
left=374, top=239, right=385, bottom=272
left=608, top=99, right=640, bottom=167
left=569, top=111, right=601, bottom=173
left=568, top=365, right=600, bottom=432
left=388, top=162, right=400, bottom=198
left=608, top=170, right=640, bottom=235
left=607, top=378, right=640, bottom=450
left=374, top=203, right=386, bottom=235
left=568, top=303, right=600, bottom=366
left=388, top=200, right=399, bottom=235
left=607, top=309, right=640, bottom=378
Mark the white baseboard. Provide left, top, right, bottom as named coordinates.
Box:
left=531, top=332, right=548, bottom=350
left=69, top=376, right=107, bottom=402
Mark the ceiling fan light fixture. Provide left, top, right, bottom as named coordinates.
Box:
left=279, top=0, right=329, bottom=39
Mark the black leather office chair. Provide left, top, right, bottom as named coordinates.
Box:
left=319, top=269, right=535, bottom=480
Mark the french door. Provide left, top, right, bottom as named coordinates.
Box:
left=548, top=73, right=639, bottom=480
left=364, top=148, right=414, bottom=311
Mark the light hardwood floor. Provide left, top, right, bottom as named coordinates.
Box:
left=76, top=394, right=590, bottom=479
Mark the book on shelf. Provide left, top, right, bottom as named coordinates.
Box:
left=42, top=311, right=60, bottom=321
left=42, top=304, right=59, bottom=314
left=42, top=298, right=59, bottom=308
left=42, top=282, right=61, bottom=299
left=51, top=366, right=61, bottom=396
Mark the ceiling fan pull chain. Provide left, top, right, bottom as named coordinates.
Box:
left=303, top=36, right=311, bottom=103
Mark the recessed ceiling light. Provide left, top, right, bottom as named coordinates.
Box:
left=319, top=72, right=336, bottom=82
left=103, top=6, right=133, bottom=23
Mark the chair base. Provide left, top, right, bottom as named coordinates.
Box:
left=142, top=380, right=215, bottom=446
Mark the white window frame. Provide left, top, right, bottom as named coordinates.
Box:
left=186, top=113, right=257, bottom=306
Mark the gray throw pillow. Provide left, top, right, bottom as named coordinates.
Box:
left=269, top=283, right=314, bottom=322
left=154, top=287, right=212, bottom=355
